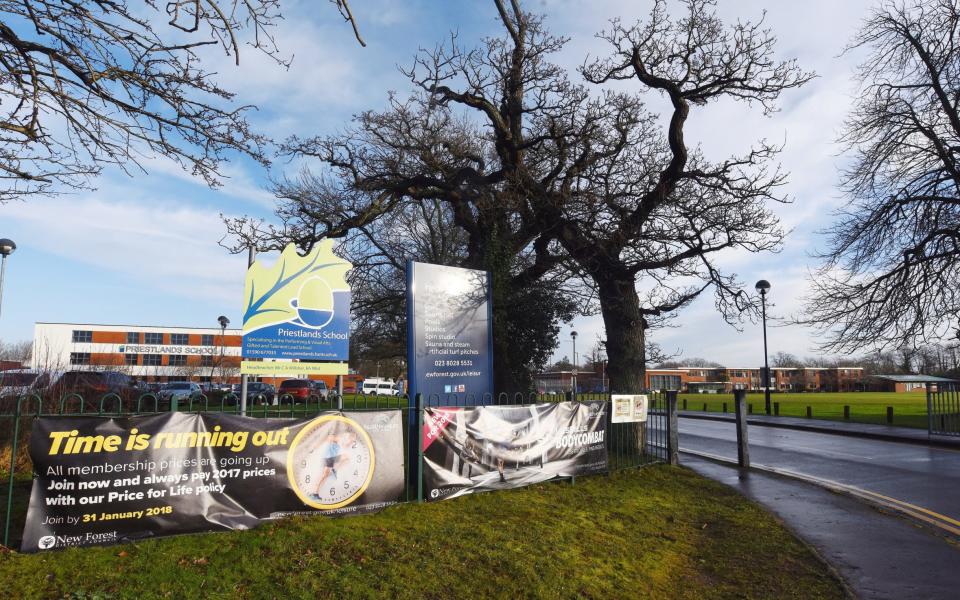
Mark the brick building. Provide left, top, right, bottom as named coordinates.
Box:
left=536, top=364, right=866, bottom=393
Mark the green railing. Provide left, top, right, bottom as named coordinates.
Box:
left=1, top=390, right=667, bottom=548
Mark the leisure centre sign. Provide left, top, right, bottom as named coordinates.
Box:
left=406, top=261, right=494, bottom=403
left=21, top=410, right=404, bottom=551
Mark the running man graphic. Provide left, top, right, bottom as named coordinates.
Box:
left=309, top=434, right=342, bottom=498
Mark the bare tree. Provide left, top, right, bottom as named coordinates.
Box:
left=0, top=339, right=32, bottom=363
left=225, top=2, right=593, bottom=392
left=802, top=0, right=960, bottom=352
left=0, top=1, right=368, bottom=202
left=569, top=0, right=812, bottom=391
left=770, top=351, right=804, bottom=368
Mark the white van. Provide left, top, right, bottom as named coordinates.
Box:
left=361, top=378, right=398, bottom=396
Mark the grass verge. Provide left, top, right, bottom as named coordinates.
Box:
left=679, top=392, right=929, bottom=429
left=0, top=465, right=846, bottom=599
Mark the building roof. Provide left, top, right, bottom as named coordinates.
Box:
left=870, top=374, right=957, bottom=383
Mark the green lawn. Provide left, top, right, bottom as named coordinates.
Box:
left=679, top=392, right=929, bottom=429
left=0, top=466, right=846, bottom=599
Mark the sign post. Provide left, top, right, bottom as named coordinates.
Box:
left=406, top=261, right=494, bottom=479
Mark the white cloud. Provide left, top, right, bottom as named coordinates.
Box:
left=3, top=186, right=244, bottom=307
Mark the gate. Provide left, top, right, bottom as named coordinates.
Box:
left=928, top=383, right=960, bottom=436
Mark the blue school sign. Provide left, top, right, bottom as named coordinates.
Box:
left=406, top=261, right=494, bottom=405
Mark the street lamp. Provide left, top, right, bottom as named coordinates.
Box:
left=755, top=279, right=772, bottom=415
left=570, top=330, right=578, bottom=396
left=0, top=238, right=16, bottom=320
left=217, top=316, right=229, bottom=385
left=599, top=339, right=608, bottom=393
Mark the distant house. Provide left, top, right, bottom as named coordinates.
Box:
left=866, top=374, right=956, bottom=393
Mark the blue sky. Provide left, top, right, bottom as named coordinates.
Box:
left=0, top=0, right=876, bottom=366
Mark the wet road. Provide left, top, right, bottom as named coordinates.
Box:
left=678, top=417, right=960, bottom=527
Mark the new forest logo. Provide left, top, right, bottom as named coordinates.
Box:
left=241, top=241, right=352, bottom=363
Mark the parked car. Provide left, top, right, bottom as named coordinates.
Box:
left=160, top=382, right=203, bottom=406
left=361, top=378, right=399, bottom=396
left=0, top=369, right=58, bottom=399
left=244, top=382, right=276, bottom=404
left=56, top=371, right=138, bottom=398
left=278, top=379, right=330, bottom=403
left=225, top=382, right=276, bottom=404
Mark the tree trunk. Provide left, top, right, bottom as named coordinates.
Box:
left=596, top=275, right=647, bottom=393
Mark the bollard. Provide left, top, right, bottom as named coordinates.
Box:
left=667, top=390, right=679, bottom=466
left=886, top=406, right=893, bottom=424
left=748, top=403, right=753, bottom=415
left=733, top=390, right=750, bottom=468
left=844, top=405, right=850, bottom=420
left=703, top=402, right=707, bottom=412
left=774, top=402, right=780, bottom=416
left=682, top=398, right=687, bottom=411
left=806, top=406, right=812, bottom=418
left=722, top=402, right=728, bottom=414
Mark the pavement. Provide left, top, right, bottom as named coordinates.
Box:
left=679, top=410, right=960, bottom=448
left=669, top=417, right=960, bottom=599
left=683, top=455, right=960, bottom=600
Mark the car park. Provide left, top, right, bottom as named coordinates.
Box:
left=56, top=370, right=138, bottom=397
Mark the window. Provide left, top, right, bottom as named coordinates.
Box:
left=170, top=333, right=189, bottom=345
left=144, top=332, right=162, bottom=345
left=126, top=331, right=140, bottom=344
left=168, top=355, right=187, bottom=367
left=124, top=354, right=138, bottom=366
left=200, top=355, right=214, bottom=367
left=72, top=330, right=93, bottom=343
left=143, top=354, right=162, bottom=366
left=70, top=352, right=90, bottom=365
left=649, top=374, right=681, bottom=391
left=201, top=334, right=214, bottom=346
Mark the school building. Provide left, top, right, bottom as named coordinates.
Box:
left=31, top=322, right=243, bottom=383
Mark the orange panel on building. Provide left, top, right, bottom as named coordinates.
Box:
left=91, top=331, right=126, bottom=344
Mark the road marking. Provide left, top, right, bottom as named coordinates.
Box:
left=680, top=448, right=960, bottom=538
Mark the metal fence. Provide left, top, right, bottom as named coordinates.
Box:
left=929, top=383, right=960, bottom=437
left=1, top=390, right=671, bottom=548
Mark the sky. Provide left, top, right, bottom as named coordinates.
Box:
left=0, top=0, right=877, bottom=367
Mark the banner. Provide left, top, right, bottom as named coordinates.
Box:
left=242, top=241, right=351, bottom=365
left=611, top=395, right=649, bottom=423
left=422, top=401, right=607, bottom=501
left=406, top=261, right=494, bottom=403
left=21, top=410, right=403, bottom=552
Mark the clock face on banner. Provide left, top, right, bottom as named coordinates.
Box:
left=287, top=415, right=375, bottom=509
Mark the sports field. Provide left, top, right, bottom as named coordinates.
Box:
left=0, top=466, right=845, bottom=599
left=678, top=392, right=929, bottom=429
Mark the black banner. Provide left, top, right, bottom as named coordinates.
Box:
left=21, top=410, right=404, bottom=552
left=422, top=401, right=607, bottom=501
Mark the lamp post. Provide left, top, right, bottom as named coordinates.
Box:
left=755, top=279, right=772, bottom=415
left=570, top=330, right=578, bottom=396
left=216, top=316, right=229, bottom=385
left=599, top=339, right=608, bottom=393
left=0, top=238, right=16, bottom=319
